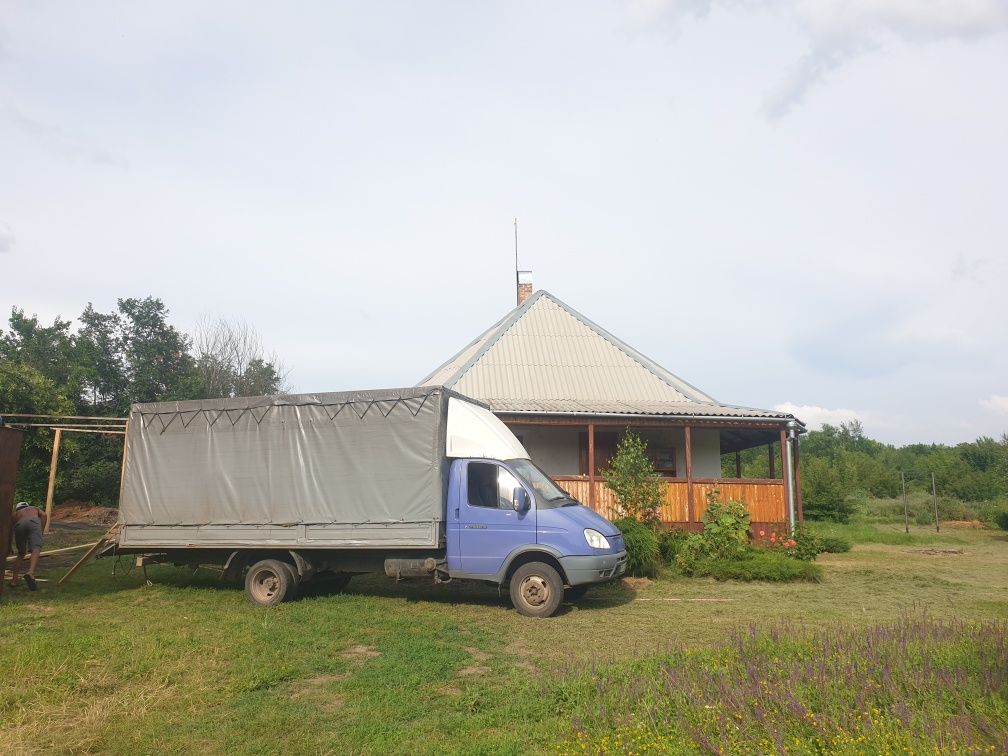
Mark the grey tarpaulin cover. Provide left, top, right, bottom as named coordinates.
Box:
left=118, top=386, right=456, bottom=549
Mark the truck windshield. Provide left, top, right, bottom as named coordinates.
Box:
left=507, top=459, right=578, bottom=509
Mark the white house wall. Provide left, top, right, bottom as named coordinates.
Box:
left=508, top=425, right=581, bottom=475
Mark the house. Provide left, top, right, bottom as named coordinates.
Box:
left=420, top=279, right=805, bottom=531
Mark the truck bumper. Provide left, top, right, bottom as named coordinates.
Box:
left=560, top=550, right=628, bottom=586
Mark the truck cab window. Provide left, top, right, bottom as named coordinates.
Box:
left=468, top=463, right=522, bottom=509
left=467, top=462, right=499, bottom=508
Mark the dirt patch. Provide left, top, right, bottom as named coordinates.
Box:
left=463, top=646, right=490, bottom=663
left=287, top=674, right=347, bottom=711
left=436, top=684, right=463, bottom=696
left=457, top=665, right=491, bottom=677
left=506, top=641, right=539, bottom=673
left=942, top=520, right=987, bottom=530
left=52, top=501, right=118, bottom=526
left=912, top=549, right=965, bottom=556
left=622, top=576, right=652, bottom=590
left=341, top=644, right=381, bottom=661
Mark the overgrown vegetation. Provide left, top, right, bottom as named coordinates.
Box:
left=0, top=300, right=288, bottom=504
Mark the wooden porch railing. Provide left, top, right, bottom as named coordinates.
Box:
left=554, top=477, right=787, bottom=524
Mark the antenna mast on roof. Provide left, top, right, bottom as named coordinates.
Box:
left=513, top=216, right=519, bottom=304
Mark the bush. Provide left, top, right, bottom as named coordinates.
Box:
left=819, top=535, right=851, bottom=553
left=612, top=517, right=660, bottom=578
left=657, top=529, right=689, bottom=565
left=697, top=490, right=750, bottom=560
left=603, top=431, right=664, bottom=524
left=691, top=551, right=822, bottom=582
left=995, top=511, right=1008, bottom=531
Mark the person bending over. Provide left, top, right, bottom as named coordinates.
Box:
left=11, top=502, right=46, bottom=591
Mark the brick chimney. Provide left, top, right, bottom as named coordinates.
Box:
left=517, top=269, right=533, bottom=306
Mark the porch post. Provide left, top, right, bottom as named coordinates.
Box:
left=780, top=428, right=793, bottom=531
left=767, top=443, right=775, bottom=478
left=684, top=425, right=694, bottom=523
left=587, top=422, right=596, bottom=509
left=734, top=451, right=742, bottom=479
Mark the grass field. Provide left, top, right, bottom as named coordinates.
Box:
left=1, top=520, right=1006, bottom=754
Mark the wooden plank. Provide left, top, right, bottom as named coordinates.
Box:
left=768, top=443, right=775, bottom=478
left=4, top=541, right=97, bottom=563
left=684, top=425, right=694, bottom=522
left=588, top=422, right=596, bottom=510
left=497, top=415, right=785, bottom=430
left=43, top=428, right=62, bottom=534
left=735, top=451, right=742, bottom=478
left=58, top=524, right=120, bottom=585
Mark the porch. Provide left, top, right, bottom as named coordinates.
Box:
left=501, top=416, right=802, bottom=529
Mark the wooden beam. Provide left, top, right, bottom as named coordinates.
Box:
left=685, top=426, right=694, bottom=522
left=768, top=443, right=775, bottom=478
left=498, top=415, right=784, bottom=431
left=588, top=422, right=596, bottom=510
left=735, top=451, right=742, bottom=479
left=58, top=524, right=120, bottom=585
left=43, top=428, right=62, bottom=535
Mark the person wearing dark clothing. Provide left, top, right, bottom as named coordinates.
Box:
left=11, top=502, right=46, bottom=591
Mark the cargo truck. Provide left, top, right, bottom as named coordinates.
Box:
left=107, top=386, right=626, bottom=617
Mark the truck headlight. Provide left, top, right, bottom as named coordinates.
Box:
left=584, top=528, right=610, bottom=549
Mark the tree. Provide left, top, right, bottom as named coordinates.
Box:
left=602, top=430, right=664, bottom=524
left=0, top=361, right=74, bottom=502
left=191, top=317, right=288, bottom=398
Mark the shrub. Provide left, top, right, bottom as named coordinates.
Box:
left=698, top=489, right=750, bottom=560
left=657, top=529, right=689, bottom=565
left=819, top=535, right=852, bottom=553
left=995, top=511, right=1008, bottom=531
left=692, top=551, right=822, bottom=582
left=612, top=517, right=660, bottom=578
left=674, top=534, right=707, bottom=574
left=603, top=431, right=664, bottom=524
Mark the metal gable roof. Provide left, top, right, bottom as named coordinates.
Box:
left=419, top=290, right=797, bottom=423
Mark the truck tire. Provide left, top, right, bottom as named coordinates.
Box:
left=565, top=585, right=590, bottom=602
left=509, top=562, right=564, bottom=618
left=245, top=559, right=298, bottom=606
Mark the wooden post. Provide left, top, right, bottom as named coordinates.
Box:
left=768, top=443, right=775, bottom=478
left=587, top=422, right=596, bottom=510
left=734, top=451, right=742, bottom=479
left=907, top=471, right=915, bottom=536
left=43, top=428, right=62, bottom=534
left=932, top=472, right=940, bottom=533
left=684, top=426, right=694, bottom=523
left=779, top=428, right=790, bottom=527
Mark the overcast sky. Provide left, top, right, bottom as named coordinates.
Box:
left=1, top=1, right=1006, bottom=445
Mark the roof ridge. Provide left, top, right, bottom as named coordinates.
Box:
left=534, top=291, right=719, bottom=405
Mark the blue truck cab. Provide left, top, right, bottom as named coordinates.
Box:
left=443, top=456, right=627, bottom=616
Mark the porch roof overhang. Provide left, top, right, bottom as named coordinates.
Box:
left=493, top=400, right=805, bottom=453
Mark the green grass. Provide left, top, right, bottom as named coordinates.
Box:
left=1, top=522, right=1006, bottom=754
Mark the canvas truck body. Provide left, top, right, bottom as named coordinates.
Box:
left=112, top=386, right=626, bottom=616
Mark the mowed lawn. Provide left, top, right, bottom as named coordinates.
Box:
left=1, top=523, right=1006, bottom=754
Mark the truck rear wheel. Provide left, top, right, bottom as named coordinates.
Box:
left=245, top=559, right=298, bottom=606
left=509, top=562, right=563, bottom=618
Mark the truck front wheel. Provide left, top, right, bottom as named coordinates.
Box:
left=245, top=559, right=298, bottom=606
left=509, top=562, right=563, bottom=618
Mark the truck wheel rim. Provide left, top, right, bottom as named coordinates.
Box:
left=519, top=575, right=550, bottom=607
left=251, top=569, right=281, bottom=602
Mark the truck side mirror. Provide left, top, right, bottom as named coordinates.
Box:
left=512, top=487, right=530, bottom=512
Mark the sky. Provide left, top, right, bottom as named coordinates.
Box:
left=1, top=1, right=1006, bottom=445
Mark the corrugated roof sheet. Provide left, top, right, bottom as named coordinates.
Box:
left=419, top=291, right=799, bottom=423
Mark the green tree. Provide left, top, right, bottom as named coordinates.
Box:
left=602, top=430, right=664, bottom=524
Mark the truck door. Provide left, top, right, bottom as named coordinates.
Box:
left=457, top=460, right=536, bottom=576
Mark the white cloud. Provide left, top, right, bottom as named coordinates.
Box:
left=979, top=394, right=1008, bottom=416
left=774, top=402, right=868, bottom=429
left=0, top=223, right=14, bottom=253
left=628, top=1, right=1008, bottom=117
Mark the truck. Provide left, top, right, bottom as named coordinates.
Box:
left=108, top=386, right=627, bottom=617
